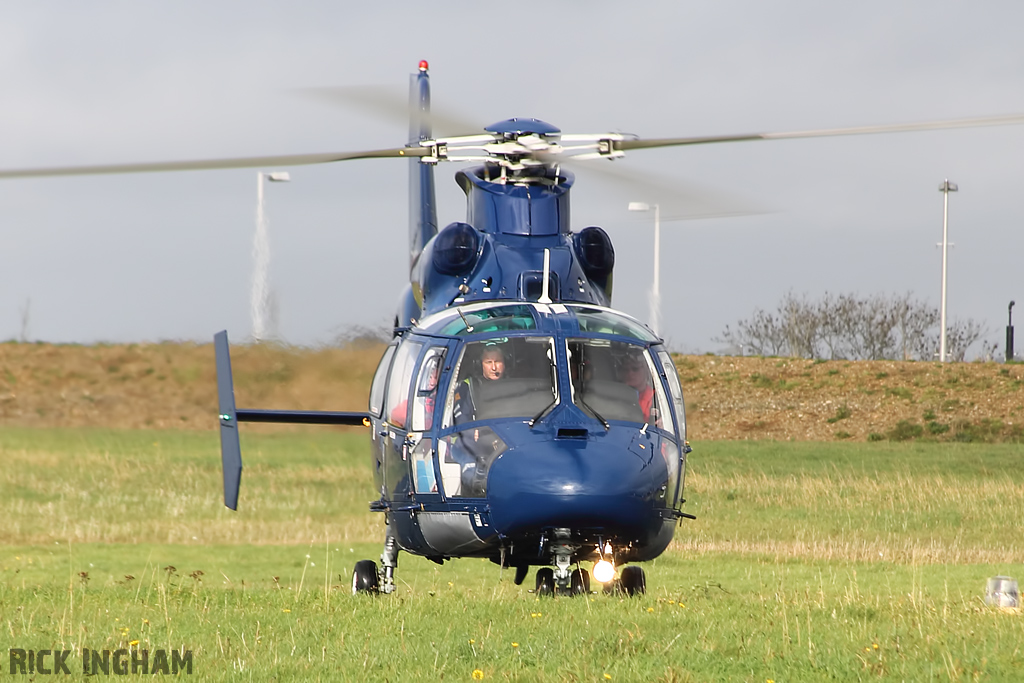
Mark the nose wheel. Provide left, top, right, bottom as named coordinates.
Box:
left=534, top=566, right=592, bottom=596
left=570, top=567, right=591, bottom=595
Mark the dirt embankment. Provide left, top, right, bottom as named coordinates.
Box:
left=0, top=342, right=1021, bottom=442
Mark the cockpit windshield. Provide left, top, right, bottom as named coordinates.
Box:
left=569, top=306, right=657, bottom=342
left=567, top=339, right=668, bottom=426
left=443, top=336, right=557, bottom=426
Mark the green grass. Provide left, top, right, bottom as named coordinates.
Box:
left=3, top=428, right=1024, bottom=680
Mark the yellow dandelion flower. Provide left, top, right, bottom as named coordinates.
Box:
left=142, top=619, right=150, bottom=625
left=531, top=612, right=542, bottom=618
left=864, top=647, right=871, bottom=652
left=282, top=608, right=291, bottom=613
left=646, top=607, right=654, bottom=613
left=468, top=639, right=475, bottom=645
left=872, top=643, right=879, bottom=650
left=448, top=581, right=454, bottom=587
left=129, top=640, right=139, bottom=647
left=472, top=670, right=484, bottom=680
left=767, top=679, right=775, bottom=683
left=121, top=627, right=129, bottom=636
left=668, top=600, right=675, bottom=605
left=604, top=675, right=612, bottom=680
left=512, top=642, right=519, bottom=648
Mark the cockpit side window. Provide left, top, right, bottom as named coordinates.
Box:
left=441, top=336, right=557, bottom=426
left=384, top=340, right=423, bottom=429
left=368, top=344, right=397, bottom=418
left=657, top=349, right=686, bottom=440
left=411, top=346, right=446, bottom=432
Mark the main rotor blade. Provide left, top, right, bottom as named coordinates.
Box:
left=297, top=85, right=481, bottom=138
left=565, top=157, right=771, bottom=221
left=620, top=113, right=1024, bottom=151
left=0, top=146, right=431, bottom=179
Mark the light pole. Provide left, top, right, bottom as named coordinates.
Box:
left=1008, top=301, right=1016, bottom=362
left=628, top=202, right=661, bottom=337
left=938, top=179, right=957, bottom=362
left=253, top=171, right=291, bottom=342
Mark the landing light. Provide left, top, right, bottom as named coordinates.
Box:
left=593, top=560, right=615, bottom=584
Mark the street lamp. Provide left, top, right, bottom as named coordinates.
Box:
left=938, top=179, right=957, bottom=362
left=252, top=171, right=291, bottom=342
left=628, top=201, right=661, bottom=337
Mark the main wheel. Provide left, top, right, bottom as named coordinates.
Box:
left=352, top=559, right=380, bottom=594
left=619, top=565, right=646, bottom=597
left=535, top=567, right=555, bottom=596
left=570, top=567, right=591, bottom=596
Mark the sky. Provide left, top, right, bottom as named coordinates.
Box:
left=1, top=2, right=1022, bottom=355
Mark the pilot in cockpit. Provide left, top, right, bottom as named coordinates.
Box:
left=453, top=343, right=505, bottom=424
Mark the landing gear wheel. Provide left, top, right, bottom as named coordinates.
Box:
left=570, top=567, right=591, bottom=596
left=619, top=565, right=646, bottom=597
left=535, top=567, right=554, bottom=596
left=352, top=559, right=380, bottom=594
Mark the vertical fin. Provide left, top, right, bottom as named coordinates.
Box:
left=408, top=60, right=438, bottom=272
left=214, top=331, right=242, bottom=510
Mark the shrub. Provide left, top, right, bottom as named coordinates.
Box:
left=887, top=420, right=924, bottom=441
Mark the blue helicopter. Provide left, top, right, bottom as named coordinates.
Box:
left=215, top=61, right=696, bottom=596
left=4, top=61, right=1023, bottom=596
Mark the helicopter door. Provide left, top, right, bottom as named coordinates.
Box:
left=382, top=340, right=423, bottom=498
left=367, top=342, right=398, bottom=495
left=409, top=345, right=449, bottom=494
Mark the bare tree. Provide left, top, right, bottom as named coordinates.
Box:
left=719, top=291, right=988, bottom=361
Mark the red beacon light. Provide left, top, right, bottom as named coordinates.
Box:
left=418, top=60, right=429, bottom=72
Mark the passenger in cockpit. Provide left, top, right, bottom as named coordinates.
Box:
left=619, top=350, right=654, bottom=422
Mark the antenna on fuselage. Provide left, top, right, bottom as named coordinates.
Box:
left=538, top=248, right=553, bottom=304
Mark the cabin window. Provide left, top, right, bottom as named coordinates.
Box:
left=566, top=339, right=667, bottom=427
left=411, top=438, right=437, bottom=494
left=384, top=340, right=423, bottom=429
left=442, top=336, right=557, bottom=427
left=411, top=347, right=446, bottom=432
left=368, top=344, right=397, bottom=418
left=569, top=306, right=658, bottom=342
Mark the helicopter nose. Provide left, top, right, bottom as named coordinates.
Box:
left=486, top=438, right=666, bottom=537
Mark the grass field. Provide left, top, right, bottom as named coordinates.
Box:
left=3, top=427, right=1024, bottom=680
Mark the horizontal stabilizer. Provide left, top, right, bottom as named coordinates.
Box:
left=235, top=409, right=368, bottom=425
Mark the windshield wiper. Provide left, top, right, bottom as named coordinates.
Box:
left=577, top=396, right=610, bottom=430
left=528, top=399, right=557, bottom=428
